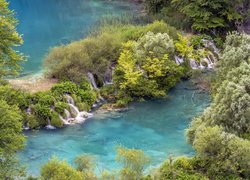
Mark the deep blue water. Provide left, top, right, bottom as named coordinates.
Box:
left=19, top=81, right=210, bottom=175
left=8, top=0, right=136, bottom=74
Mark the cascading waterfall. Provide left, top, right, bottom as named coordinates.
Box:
left=60, top=94, right=93, bottom=125
left=187, top=39, right=219, bottom=70
left=190, top=59, right=199, bottom=69
left=46, top=119, right=56, bottom=130
left=175, top=56, right=184, bottom=65
left=103, top=67, right=114, bottom=85
left=202, top=39, right=220, bottom=55
left=87, top=72, right=98, bottom=89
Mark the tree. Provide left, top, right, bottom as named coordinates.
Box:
left=114, top=32, right=183, bottom=101
left=144, top=0, right=171, bottom=14
left=0, top=100, right=25, bottom=179
left=0, top=0, right=25, bottom=77
left=74, top=154, right=97, bottom=179
left=116, top=146, right=150, bottom=179
left=186, top=33, right=250, bottom=178
left=40, top=157, right=84, bottom=180
left=173, top=0, right=243, bottom=34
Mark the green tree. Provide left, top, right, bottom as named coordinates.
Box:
left=40, top=157, right=84, bottom=180
left=0, top=100, right=25, bottom=179
left=74, top=154, right=97, bottom=180
left=173, top=0, right=243, bottom=34
left=116, top=146, right=150, bottom=179
left=114, top=33, right=183, bottom=101
left=0, top=0, right=25, bottom=77
left=144, top=0, right=169, bottom=13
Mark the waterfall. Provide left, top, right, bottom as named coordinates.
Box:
left=26, top=107, right=32, bottom=115
left=87, top=72, right=98, bottom=89
left=60, top=94, right=93, bottom=125
left=103, top=67, right=114, bottom=85
left=46, top=119, right=56, bottom=130
left=202, top=39, right=220, bottom=55
left=190, top=59, right=199, bottom=69
left=202, top=58, right=214, bottom=69
left=175, top=56, right=184, bottom=65
left=59, top=115, right=70, bottom=125
left=64, top=109, right=71, bottom=119
left=199, top=62, right=206, bottom=69
left=65, top=94, right=75, bottom=104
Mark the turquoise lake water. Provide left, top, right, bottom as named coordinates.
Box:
left=20, top=81, right=210, bottom=175
left=9, top=0, right=137, bottom=74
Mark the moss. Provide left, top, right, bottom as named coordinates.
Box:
left=54, top=102, right=68, bottom=114
left=26, top=115, right=40, bottom=129
left=75, top=102, right=90, bottom=112
left=50, top=112, right=63, bottom=127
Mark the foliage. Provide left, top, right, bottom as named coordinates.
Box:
left=45, top=21, right=178, bottom=84
left=157, top=157, right=208, bottom=179
left=175, top=34, right=194, bottom=59
left=50, top=112, right=63, bottom=127
left=74, top=154, right=97, bottom=179
left=193, top=126, right=250, bottom=178
left=186, top=33, right=250, bottom=178
left=51, top=81, right=79, bottom=95
left=215, top=32, right=250, bottom=88
left=54, top=101, right=68, bottom=114
left=0, top=100, right=26, bottom=179
left=114, top=33, right=183, bottom=101
left=144, top=0, right=169, bottom=14
left=40, top=157, right=84, bottom=180
left=0, top=84, right=30, bottom=110
left=135, top=31, right=175, bottom=59
left=173, top=0, right=243, bottom=33
left=0, top=0, right=25, bottom=78
left=116, top=146, right=150, bottom=179
left=45, top=32, right=121, bottom=83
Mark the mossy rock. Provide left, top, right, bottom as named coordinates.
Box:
left=26, top=115, right=40, bottom=129
left=50, top=112, right=63, bottom=127
left=76, top=102, right=90, bottom=112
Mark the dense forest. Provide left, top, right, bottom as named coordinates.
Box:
left=0, top=0, right=249, bottom=179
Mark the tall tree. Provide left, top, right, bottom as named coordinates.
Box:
left=0, top=100, right=25, bottom=179
left=173, top=0, right=244, bottom=34
left=0, top=0, right=24, bottom=78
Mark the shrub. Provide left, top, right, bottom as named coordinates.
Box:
left=78, top=90, right=96, bottom=106
left=75, top=102, right=90, bottom=112
left=26, top=115, right=40, bottom=129
left=40, top=157, right=84, bottom=180
left=45, top=21, right=179, bottom=84
left=51, top=81, right=79, bottom=95
left=50, top=112, right=63, bottom=127
left=54, top=102, right=68, bottom=114
left=116, top=146, right=150, bottom=179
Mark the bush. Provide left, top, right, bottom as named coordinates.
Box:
left=0, top=84, right=30, bottom=110
left=75, top=102, right=90, bottom=112
left=45, top=21, right=179, bottom=84
left=78, top=90, right=96, bottom=106
left=40, top=157, right=84, bottom=180
left=157, top=157, right=207, bottom=180
left=50, top=112, right=63, bottom=127
left=51, top=81, right=79, bottom=95
left=26, top=115, right=40, bottom=129
left=114, top=34, right=183, bottom=101
left=54, top=102, right=68, bottom=114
